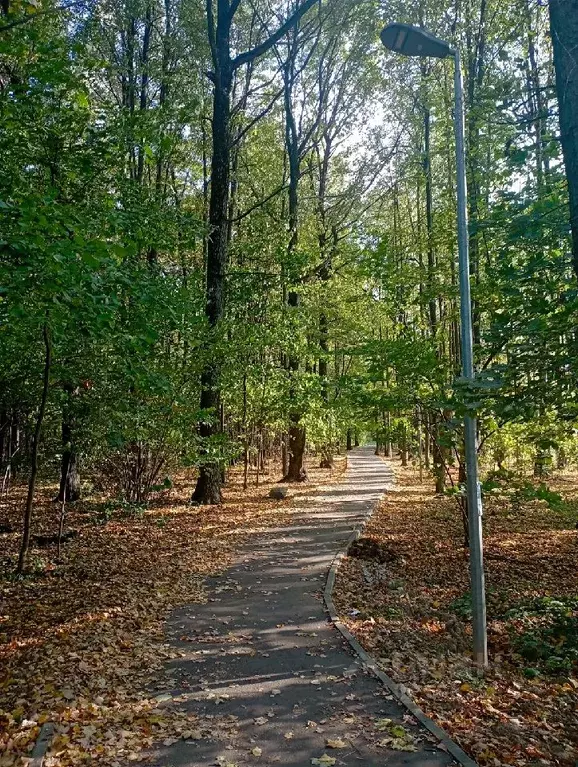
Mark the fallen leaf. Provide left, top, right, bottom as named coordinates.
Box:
left=311, top=755, right=336, bottom=766
left=254, top=717, right=268, bottom=725
left=326, top=738, right=347, bottom=748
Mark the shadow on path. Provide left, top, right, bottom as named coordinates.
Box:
left=150, top=448, right=453, bottom=767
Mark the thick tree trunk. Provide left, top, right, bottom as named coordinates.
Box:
left=192, top=464, right=223, bottom=504
left=57, top=444, right=80, bottom=503
left=549, top=0, right=578, bottom=278
left=286, top=418, right=307, bottom=481
left=192, top=18, right=232, bottom=505
left=192, top=0, right=319, bottom=502
left=346, top=429, right=353, bottom=451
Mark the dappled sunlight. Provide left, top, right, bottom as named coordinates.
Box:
left=334, top=461, right=578, bottom=767
left=0, top=456, right=348, bottom=765
left=144, top=450, right=447, bottom=767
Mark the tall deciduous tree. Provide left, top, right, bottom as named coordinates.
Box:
left=192, top=0, right=319, bottom=503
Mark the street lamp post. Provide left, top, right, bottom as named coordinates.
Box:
left=381, top=23, right=488, bottom=668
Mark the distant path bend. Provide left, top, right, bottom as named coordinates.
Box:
left=152, top=447, right=455, bottom=767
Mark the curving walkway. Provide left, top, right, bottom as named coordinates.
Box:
left=151, top=447, right=454, bottom=767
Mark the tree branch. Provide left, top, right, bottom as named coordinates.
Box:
left=206, top=0, right=218, bottom=70
left=0, top=0, right=82, bottom=34
left=231, top=183, right=288, bottom=223
left=231, top=0, right=319, bottom=71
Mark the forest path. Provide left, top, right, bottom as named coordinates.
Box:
left=151, top=447, right=453, bottom=767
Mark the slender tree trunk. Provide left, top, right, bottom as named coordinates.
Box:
left=57, top=456, right=71, bottom=560
left=432, top=414, right=445, bottom=494
left=57, top=436, right=80, bottom=503
left=17, top=324, right=51, bottom=574
left=318, top=310, right=333, bottom=469
left=346, top=429, right=353, bottom=450
left=57, top=386, right=80, bottom=503
left=465, top=0, right=487, bottom=346
left=424, top=411, right=430, bottom=469
left=282, top=38, right=307, bottom=482
left=281, top=433, right=289, bottom=477
left=422, top=64, right=437, bottom=337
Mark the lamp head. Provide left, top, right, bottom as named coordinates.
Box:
left=380, top=23, right=454, bottom=59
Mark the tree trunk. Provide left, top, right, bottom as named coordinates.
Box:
left=281, top=433, right=289, bottom=477
left=549, top=0, right=578, bottom=279
left=432, top=414, right=445, bottom=494
left=191, top=14, right=232, bottom=505
left=458, top=460, right=469, bottom=548
left=383, top=411, right=392, bottom=457
left=401, top=446, right=408, bottom=467
left=318, top=309, right=333, bottom=468
left=346, top=429, right=353, bottom=450
left=192, top=0, right=322, bottom=501
left=354, top=430, right=359, bottom=447
left=57, top=443, right=80, bottom=503
left=282, top=39, right=307, bottom=483
left=465, top=0, right=488, bottom=347
left=286, top=417, right=307, bottom=481
left=422, top=66, right=437, bottom=337
left=57, top=388, right=80, bottom=503
left=17, top=324, right=51, bottom=574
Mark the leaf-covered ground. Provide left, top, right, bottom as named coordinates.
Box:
left=334, top=462, right=578, bottom=767
left=0, top=458, right=346, bottom=766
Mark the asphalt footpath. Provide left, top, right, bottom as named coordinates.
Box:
left=149, top=447, right=454, bottom=767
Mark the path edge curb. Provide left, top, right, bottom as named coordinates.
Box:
left=323, top=456, right=479, bottom=767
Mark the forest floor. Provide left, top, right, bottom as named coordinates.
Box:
left=334, top=460, right=578, bottom=767
left=0, top=457, right=345, bottom=766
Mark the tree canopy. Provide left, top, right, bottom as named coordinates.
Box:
left=1, top=0, right=577, bottom=568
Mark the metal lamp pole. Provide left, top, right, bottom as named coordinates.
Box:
left=380, top=23, right=488, bottom=668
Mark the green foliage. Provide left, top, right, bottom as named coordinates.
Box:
left=506, top=597, right=578, bottom=674
left=512, top=482, right=566, bottom=511
left=449, top=593, right=473, bottom=621
left=0, top=0, right=577, bottom=529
